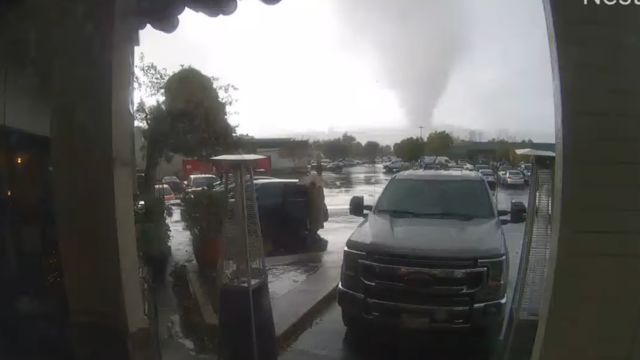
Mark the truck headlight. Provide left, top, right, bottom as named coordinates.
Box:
left=476, top=256, right=507, bottom=302
left=341, top=248, right=365, bottom=293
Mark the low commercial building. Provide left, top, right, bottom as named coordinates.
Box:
left=248, top=138, right=311, bottom=173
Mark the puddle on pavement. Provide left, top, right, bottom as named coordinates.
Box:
left=267, top=261, right=321, bottom=299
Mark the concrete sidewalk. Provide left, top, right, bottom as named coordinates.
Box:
left=270, top=250, right=342, bottom=348
left=270, top=218, right=357, bottom=346
left=184, top=219, right=355, bottom=354
left=185, top=248, right=344, bottom=350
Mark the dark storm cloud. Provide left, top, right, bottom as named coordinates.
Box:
left=335, top=0, right=467, bottom=129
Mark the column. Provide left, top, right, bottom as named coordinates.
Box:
left=49, top=0, right=153, bottom=359
left=534, top=1, right=640, bottom=359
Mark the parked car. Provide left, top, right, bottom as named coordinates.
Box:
left=479, top=169, right=497, bottom=190
left=520, top=163, right=532, bottom=184
left=475, top=164, right=490, bottom=171
left=186, top=174, right=220, bottom=191
left=420, top=156, right=455, bottom=168
left=497, top=166, right=513, bottom=182
left=339, top=170, right=525, bottom=339
left=497, top=165, right=514, bottom=174
left=500, top=170, right=526, bottom=187
left=340, top=159, right=358, bottom=167
left=383, top=159, right=405, bottom=173
left=154, top=184, right=176, bottom=204
left=325, top=162, right=344, bottom=173
left=161, top=176, right=185, bottom=195
left=253, top=178, right=328, bottom=254
left=253, top=176, right=276, bottom=181
left=457, top=160, right=474, bottom=170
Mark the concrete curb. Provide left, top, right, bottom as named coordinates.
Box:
left=266, top=252, right=324, bottom=267
left=185, top=263, right=218, bottom=328
left=276, top=284, right=338, bottom=352
left=185, top=259, right=341, bottom=355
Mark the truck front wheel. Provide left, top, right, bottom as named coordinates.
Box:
left=341, top=309, right=361, bottom=330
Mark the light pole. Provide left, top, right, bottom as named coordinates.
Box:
left=419, top=126, right=424, bottom=139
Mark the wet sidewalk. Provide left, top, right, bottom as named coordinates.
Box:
left=154, top=207, right=214, bottom=359
left=267, top=237, right=345, bottom=347
left=158, top=203, right=358, bottom=358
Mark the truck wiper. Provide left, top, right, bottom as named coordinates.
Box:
left=418, top=212, right=476, bottom=220
left=376, top=209, right=424, bottom=217
left=377, top=209, right=476, bottom=220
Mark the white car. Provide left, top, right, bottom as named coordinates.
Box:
left=383, top=159, right=404, bottom=173
left=154, top=184, right=176, bottom=203
left=420, top=156, right=454, bottom=167
left=501, top=170, right=525, bottom=187
left=186, top=174, right=219, bottom=190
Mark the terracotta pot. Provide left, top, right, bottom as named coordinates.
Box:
left=194, top=236, right=220, bottom=272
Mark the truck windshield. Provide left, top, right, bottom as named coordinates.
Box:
left=375, top=179, right=494, bottom=219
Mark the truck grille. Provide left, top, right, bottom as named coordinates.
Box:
left=359, top=257, right=486, bottom=307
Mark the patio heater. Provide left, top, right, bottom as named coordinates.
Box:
left=503, top=149, right=556, bottom=360
left=212, top=155, right=277, bottom=360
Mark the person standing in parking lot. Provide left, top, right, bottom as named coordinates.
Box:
left=314, top=154, right=323, bottom=176
left=303, top=171, right=328, bottom=235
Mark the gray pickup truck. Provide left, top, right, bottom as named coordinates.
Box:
left=338, top=170, right=526, bottom=336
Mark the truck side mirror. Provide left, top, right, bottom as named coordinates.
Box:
left=510, top=201, right=527, bottom=223
left=349, top=196, right=365, bottom=217
left=497, top=209, right=510, bottom=217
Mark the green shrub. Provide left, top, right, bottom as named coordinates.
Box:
left=181, top=189, right=227, bottom=271
left=135, top=195, right=171, bottom=263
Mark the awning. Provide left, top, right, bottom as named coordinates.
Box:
left=515, top=148, right=555, bottom=157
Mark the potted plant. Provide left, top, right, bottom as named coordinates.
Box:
left=181, top=189, right=227, bottom=273
left=135, top=195, right=171, bottom=283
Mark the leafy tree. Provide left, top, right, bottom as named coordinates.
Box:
left=363, top=141, right=381, bottom=162
left=135, top=53, right=238, bottom=125
left=341, top=133, right=356, bottom=145
left=311, top=134, right=385, bottom=161
left=135, top=53, right=170, bottom=100
left=211, top=76, right=239, bottom=114
left=351, top=141, right=364, bottom=159
left=134, top=54, right=240, bottom=193
left=380, top=144, right=393, bottom=157
left=141, top=67, right=233, bottom=193
left=322, top=139, right=350, bottom=160
left=163, top=67, right=233, bottom=155
left=393, top=137, right=426, bottom=162
left=312, top=134, right=360, bottom=160
left=425, top=130, right=454, bottom=156
left=492, top=139, right=512, bottom=161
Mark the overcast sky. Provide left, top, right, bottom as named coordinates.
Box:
left=138, top=0, right=554, bottom=144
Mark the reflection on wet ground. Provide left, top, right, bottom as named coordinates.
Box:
left=323, top=165, right=392, bottom=211
left=268, top=262, right=321, bottom=299
left=282, top=302, right=494, bottom=360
